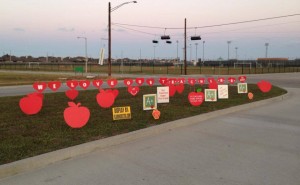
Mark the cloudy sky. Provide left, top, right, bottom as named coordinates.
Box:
left=1, top=0, right=300, bottom=60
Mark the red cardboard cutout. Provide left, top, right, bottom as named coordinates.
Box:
left=188, top=78, right=196, bottom=86
left=198, top=78, right=205, bottom=85
left=92, top=79, right=103, bottom=88
left=176, top=84, right=185, bottom=94
left=228, top=77, right=236, bottom=84
left=257, top=80, right=272, bottom=93
left=79, top=80, right=90, bottom=90
left=124, top=79, right=133, bottom=87
left=238, top=76, right=247, bottom=82
left=146, top=78, right=155, bottom=86
left=48, top=81, right=61, bottom=91
left=177, top=78, right=185, bottom=85
left=66, top=80, right=78, bottom=89
left=188, top=92, right=204, bottom=106
left=207, top=77, right=215, bottom=84
left=96, top=90, right=115, bottom=108
left=208, top=80, right=218, bottom=90
left=19, top=93, right=43, bottom=115
left=135, top=78, right=144, bottom=86
left=159, top=78, right=168, bottom=86
left=169, top=84, right=177, bottom=97
left=65, top=89, right=79, bottom=100
left=218, top=77, right=225, bottom=84
left=248, top=92, right=254, bottom=100
left=33, top=82, right=47, bottom=93
left=128, top=86, right=140, bottom=96
left=107, top=79, right=118, bottom=88
left=64, top=102, right=90, bottom=128
left=168, top=78, right=176, bottom=85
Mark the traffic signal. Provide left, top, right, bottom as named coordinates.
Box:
left=191, top=36, right=201, bottom=40
left=161, top=35, right=170, bottom=40
left=152, top=40, right=158, bottom=43
left=166, top=41, right=172, bottom=44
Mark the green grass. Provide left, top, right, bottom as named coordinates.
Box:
left=0, top=84, right=287, bottom=164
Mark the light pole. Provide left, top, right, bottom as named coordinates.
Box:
left=176, top=40, right=179, bottom=62
left=153, top=46, right=156, bottom=61
left=265, top=43, right=269, bottom=58
left=227, top=41, right=231, bottom=61
left=202, top=41, right=205, bottom=64
left=77, top=36, right=88, bottom=73
left=108, top=1, right=137, bottom=77
left=195, top=43, right=198, bottom=64
left=190, top=43, right=192, bottom=63
left=235, top=47, right=238, bottom=60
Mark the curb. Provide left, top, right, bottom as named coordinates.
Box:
left=0, top=92, right=289, bottom=179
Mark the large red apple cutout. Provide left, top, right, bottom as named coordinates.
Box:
left=188, top=78, right=196, bottom=86
left=48, top=81, right=61, bottom=91
left=159, top=78, right=168, bottom=86
left=135, top=78, right=144, bottom=86
left=208, top=80, right=218, bottom=90
left=19, top=93, right=43, bottom=115
left=33, top=82, right=47, bottom=93
left=238, top=76, right=247, bottom=83
left=218, top=77, right=225, bottom=84
left=96, top=90, right=115, bottom=108
left=257, top=80, right=272, bottom=93
left=198, top=78, right=205, bottom=85
left=66, top=80, right=78, bottom=89
left=92, top=79, right=103, bottom=88
left=106, top=89, right=119, bottom=98
left=128, top=86, right=140, bottom=96
left=176, top=84, right=185, bottom=94
left=107, top=79, right=118, bottom=88
left=169, top=84, right=177, bottom=97
left=79, top=80, right=90, bottom=90
left=64, top=102, right=90, bottom=128
left=65, top=89, right=79, bottom=100
left=124, top=79, right=133, bottom=87
left=188, top=92, right=204, bottom=106
left=228, top=77, right=236, bottom=84
left=146, top=78, right=155, bottom=86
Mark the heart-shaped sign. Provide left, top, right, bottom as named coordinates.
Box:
left=188, top=78, right=196, bottom=86
left=188, top=92, right=204, bottom=106
left=124, top=79, right=133, bottom=87
left=66, top=80, right=78, bottom=89
left=218, top=77, right=225, bottom=84
left=168, top=78, right=176, bottom=85
left=128, top=86, right=140, bottom=96
left=176, top=84, right=184, bottom=94
left=257, top=80, right=272, bottom=93
left=48, top=81, right=61, bottom=91
left=107, top=79, right=118, bottom=88
left=159, top=78, right=168, bottom=86
left=198, top=78, right=205, bottom=85
left=135, top=78, right=144, bottom=86
left=228, top=77, right=236, bottom=84
left=146, top=78, right=155, bottom=86
left=79, top=80, right=90, bottom=90
left=33, top=82, right=47, bottom=93
left=207, top=77, right=215, bottom=84
left=92, top=79, right=103, bottom=88
left=65, top=89, right=79, bottom=100
left=238, top=76, right=247, bottom=83
left=177, top=78, right=185, bottom=85
left=96, top=90, right=115, bottom=108
left=169, top=84, right=177, bottom=97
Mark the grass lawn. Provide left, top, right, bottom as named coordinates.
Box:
left=0, top=84, right=287, bottom=164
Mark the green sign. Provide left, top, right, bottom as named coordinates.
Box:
left=143, top=94, right=157, bottom=110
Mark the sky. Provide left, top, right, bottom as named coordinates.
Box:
left=1, top=0, right=300, bottom=60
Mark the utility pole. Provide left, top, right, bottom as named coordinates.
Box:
left=195, top=43, right=198, bottom=64
left=184, top=18, right=187, bottom=75
left=227, top=41, right=231, bottom=61
left=265, top=43, right=269, bottom=58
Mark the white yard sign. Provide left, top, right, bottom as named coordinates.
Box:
left=157, top=86, right=169, bottom=103
left=218, top=85, right=229, bottom=99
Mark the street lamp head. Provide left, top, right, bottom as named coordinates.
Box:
left=133, top=1, right=137, bottom=3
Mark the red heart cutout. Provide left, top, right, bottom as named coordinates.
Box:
left=19, top=93, right=43, bottom=115
left=207, top=77, right=215, bottom=84
left=188, top=78, right=196, bottom=86
left=124, top=79, right=133, bottom=87
left=176, top=84, right=185, bottom=94
left=135, top=78, right=144, bottom=86
left=66, top=80, right=78, bottom=89
left=96, top=90, right=115, bottom=108
left=64, top=102, right=90, bottom=128
left=65, top=89, right=79, bottom=100
left=107, top=79, right=118, bottom=88
left=159, top=78, right=168, bottom=86
left=238, top=76, right=247, bottom=83
left=257, top=80, right=272, bottom=93
left=146, top=78, right=155, bottom=86
left=177, top=78, right=185, bottom=85
left=128, top=86, right=140, bottom=96
left=48, top=81, right=61, bottom=91
left=169, top=84, right=177, bottom=97
left=188, top=92, right=204, bottom=106
left=168, top=78, right=177, bottom=85
left=92, top=79, right=103, bottom=88
left=228, top=77, right=236, bottom=84
left=218, top=77, right=225, bottom=84
left=197, top=78, right=205, bottom=85
left=33, top=82, right=47, bottom=93
left=79, top=80, right=90, bottom=90
left=208, top=80, right=218, bottom=90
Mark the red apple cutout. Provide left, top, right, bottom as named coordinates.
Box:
left=198, top=78, right=205, bottom=85
left=218, top=77, right=225, bottom=84
left=146, top=78, right=155, bottom=86
left=176, top=84, right=185, bottom=94
left=92, top=79, right=103, bottom=88
left=124, top=79, right=133, bottom=87
left=135, top=78, right=144, bottom=86
left=169, top=84, right=177, bottom=97
left=177, top=78, right=185, bottom=85
left=228, top=77, right=236, bottom=84
left=65, top=89, right=79, bottom=100
left=159, top=78, right=168, bottom=86
left=107, top=79, right=118, bottom=88
left=106, top=89, right=119, bottom=98
left=188, top=92, right=204, bottom=106
left=96, top=90, right=115, bottom=108
left=33, top=82, right=47, bottom=93
left=64, top=102, right=90, bottom=128
left=128, top=86, right=140, bottom=96
left=19, top=93, right=43, bottom=115
left=79, top=80, right=90, bottom=90
left=257, top=80, right=272, bottom=93
left=48, top=81, right=61, bottom=91
left=66, top=80, right=78, bottom=89
left=188, top=78, right=196, bottom=86
left=238, top=76, right=247, bottom=83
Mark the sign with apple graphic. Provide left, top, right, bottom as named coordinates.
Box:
left=188, top=92, right=204, bottom=106
left=19, top=92, right=43, bottom=115
left=64, top=102, right=90, bottom=128
left=96, top=89, right=116, bottom=108
left=257, top=80, right=272, bottom=93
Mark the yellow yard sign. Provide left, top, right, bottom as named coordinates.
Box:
left=112, top=106, right=131, bottom=120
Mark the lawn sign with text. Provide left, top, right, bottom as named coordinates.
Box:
left=19, top=76, right=272, bottom=128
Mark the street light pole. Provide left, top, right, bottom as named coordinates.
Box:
left=202, top=41, right=205, bottom=64
left=176, top=40, right=179, bottom=62
left=108, top=1, right=137, bottom=77
left=195, top=43, right=198, bottom=64
left=227, top=41, right=231, bottom=61
left=77, top=36, right=88, bottom=73
left=235, top=47, right=238, bottom=60
left=265, top=43, right=269, bottom=58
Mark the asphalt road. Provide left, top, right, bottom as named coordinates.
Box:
left=0, top=72, right=299, bottom=185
